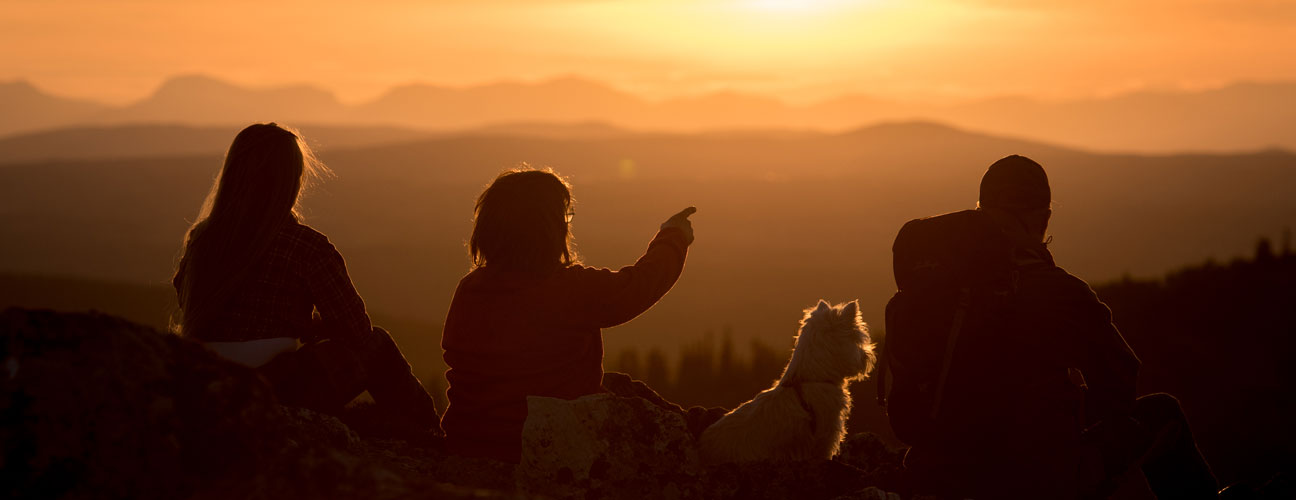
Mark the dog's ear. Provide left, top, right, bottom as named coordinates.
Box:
left=815, top=300, right=832, bottom=314
left=842, top=300, right=859, bottom=319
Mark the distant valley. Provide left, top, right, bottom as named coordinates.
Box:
left=1, top=122, right=1292, bottom=361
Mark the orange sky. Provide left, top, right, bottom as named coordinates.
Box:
left=2, top=0, right=1293, bottom=104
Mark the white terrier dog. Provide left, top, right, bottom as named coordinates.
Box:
left=699, top=300, right=875, bottom=464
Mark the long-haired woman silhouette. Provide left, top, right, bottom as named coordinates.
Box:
left=173, top=123, right=440, bottom=439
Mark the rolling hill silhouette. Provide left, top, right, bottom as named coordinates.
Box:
left=1, top=121, right=1291, bottom=363
left=0, top=124, right=436, bottom=164
left=0, top=80, right=111, bottom=135
left=109, top=75, right=348, bottom=125
left=357, top=76, right=645, bottom=128
left=4, top=75, right=1295, bottom=152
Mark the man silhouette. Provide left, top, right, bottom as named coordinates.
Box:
left=886, top=155, right=1217, bottom=499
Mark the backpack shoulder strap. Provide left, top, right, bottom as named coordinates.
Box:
left=876, top=345, right=891, bottom=409
left=876, top=291, right=904, bottom=408
left=929, top=286, right=973, bottom=419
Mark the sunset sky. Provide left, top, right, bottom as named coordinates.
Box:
left=2, top=0, right=1293, bottom=105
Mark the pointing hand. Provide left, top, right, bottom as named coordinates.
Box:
left=661, top=206, right=697, bottom=245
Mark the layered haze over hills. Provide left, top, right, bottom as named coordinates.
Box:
left=2, top=122, right=1293, bottom=360
left=3, top=74, right=1295, bottom=153
left=3, top=70, right=1293, bottom=378
left=3, top=85, right=1293, bottom=485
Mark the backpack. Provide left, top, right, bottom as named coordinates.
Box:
left=875, top=209, right=1022, bottom=447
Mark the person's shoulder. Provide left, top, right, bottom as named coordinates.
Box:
left=456, top=268, right=488, bottom=287
left=284, top=221, right=326, bottom=240
left=455, top=266, right=538, bottom=292
left=279, top=222, right=345, bottom=266
left=541, top=265, right=615, bottom=304
left=1021, top=263, right=1102, bottom=301
left=283, top=222, right=333, bottom=247
left=554, top=263, right=612, bottom=280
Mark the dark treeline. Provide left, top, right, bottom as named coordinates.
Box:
left=609, top=236, right=1295, bottom=486
left=1093, top=236, right=1296, bottom=486
left=609, top=329, right=790, bottom=410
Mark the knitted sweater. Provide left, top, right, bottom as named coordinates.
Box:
left=440, top=228, right=690, bottom=462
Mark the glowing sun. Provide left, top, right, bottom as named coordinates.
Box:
left=747, top=0, right=852, bottom=12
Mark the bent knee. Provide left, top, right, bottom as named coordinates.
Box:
left=1135, top=393, right=1187, bottom=426
left=366, top=326, right=398, bottom=348
left=358, top=325, right=408, bottom=365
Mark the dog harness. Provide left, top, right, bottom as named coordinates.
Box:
left=791, top=383, right=817, bottom=434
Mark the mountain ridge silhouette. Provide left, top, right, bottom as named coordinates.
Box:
left=0, top=120, right=1071, bottom=165
left=4, top=74, right=1295, bottom=153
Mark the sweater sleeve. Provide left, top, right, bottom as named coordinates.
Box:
left=571, top=228, right=690, bottom=328
left=306, top=236, right=374, bottom=346
left=1053, top=274, right=1141, bottom=421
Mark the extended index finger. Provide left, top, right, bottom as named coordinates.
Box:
left=672, top=206, right=698, bottom=221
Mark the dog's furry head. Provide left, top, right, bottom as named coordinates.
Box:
left=781, top=300, right=876, bottom=384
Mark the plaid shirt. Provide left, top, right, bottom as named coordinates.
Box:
left=175, top=222, right=372, bottom=345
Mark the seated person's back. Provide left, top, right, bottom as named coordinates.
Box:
left=173, top=123, right=440, bottom=439
left=178, top=221, right=367, bottom=347
left=884, top=155, right=1215, bottom=499
left=440, top=168, right=695, bottom=462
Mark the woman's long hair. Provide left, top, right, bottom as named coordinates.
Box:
left=172, top=123, right=329, bottom=336
left=470, top=167, right=577, bottom=273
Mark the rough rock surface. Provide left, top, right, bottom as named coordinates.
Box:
left=0, top=308, right=515, bottom=500
left=834, top=431, right=909, bottom=479
left=833, top=487, right=907, bottom=500
left=696, top=433, right=925, bottom=500
left=514, top=391, right=916, bottom=500
left=517, top=393, right=703, bottom=498
left=601, top=371, right=729, bottom=438
left=2, top=308, right=921, bottom=500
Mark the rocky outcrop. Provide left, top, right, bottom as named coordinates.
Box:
left=2, top=308, right=917, bottom=499
left=833, top=487, right=907, bottom=500
left=517, top=394, right=703, bottom=499
left=515, top=393, right=914, bottom=500
left=834, top=431, right=908, bottom=478
left=600, top=371, right=729, bottom=439
left=0, top=308, right=513, bottom=500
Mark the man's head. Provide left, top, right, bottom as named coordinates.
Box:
left=978, top=155, right=1052, bottom=242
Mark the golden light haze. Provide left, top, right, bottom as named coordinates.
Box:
left=2, top=0, right=1293, bottom=104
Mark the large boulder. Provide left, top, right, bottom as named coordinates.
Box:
left=2, top=308, right=285, bottom=498
left=0, top=308, right=511, bottom=500
left=517, top=393, right=703, bottom=499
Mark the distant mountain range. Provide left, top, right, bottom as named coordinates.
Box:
left=2, top=74, right=1295, bottom=153
left=2, top=121, right=1291, bottom=335
left=0, top=120, right=1058, bottom=167
left=0, top=124, right=438, bottom=164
